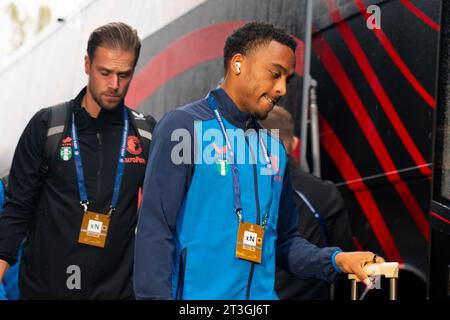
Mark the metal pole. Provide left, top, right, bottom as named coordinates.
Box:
left=329, top=282, right=335, bottom=300
left=300, top=0, right=313, bottom=172
left=309, top=78, right=321, bottom=177
left=389, top=278, right=397, bottom=300
left=350, top=280, right=358, bottom=300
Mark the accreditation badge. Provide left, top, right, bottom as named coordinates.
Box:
left=78, top=211, right=110, bottom=248
left=236, top=221, right=264, bottom=264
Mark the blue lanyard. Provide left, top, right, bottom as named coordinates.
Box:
left=206, top=93, right=274, bottom=226
left=71, top=107, right=129, bottom=215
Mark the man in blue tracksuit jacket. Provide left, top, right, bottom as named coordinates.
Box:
left=134, top=22, right=383, bottom=300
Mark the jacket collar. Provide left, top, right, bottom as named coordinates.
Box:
left=210, top=88, right=253, bottom=130
left=72, top=87, right=125, bottom=126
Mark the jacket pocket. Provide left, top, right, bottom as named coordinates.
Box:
left=175, top=247, right=188, bottom=300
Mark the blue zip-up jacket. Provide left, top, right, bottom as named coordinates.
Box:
left=0, top=180, right=20, bottom=300
left=134, top=88, right=342, bottom=300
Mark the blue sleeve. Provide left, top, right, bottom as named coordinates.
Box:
left=276, top=167, right=342, bottom=282
left=0, top=181, right=21, bottom=300
left=0, top=181, right=5, bottom=210
left=0, top=283, right=7, bottom=300
left=134, top=110, right=194, bottom=300
left=0, top=109, right=48, bottom=266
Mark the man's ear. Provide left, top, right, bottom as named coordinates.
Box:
left=230, top=53, right=244, bottom=75
left=291, top=136, right=300, bottom=154
left=84, top=55, right=91, bottom=75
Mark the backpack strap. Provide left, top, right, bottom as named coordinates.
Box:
left=294, top=189, right=330, bottom=245
left=40, top=102, right=71, bottom=176
left=127, top=108, right=155, bottom=160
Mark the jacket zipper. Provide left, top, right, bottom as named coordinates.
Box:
left=83, top=130, right=102, bottom=298
left=175, top=247, right=188, bottom=299
left=95, top=131, right=103, bottom=205
left=245, top=135, right=261, bottom=300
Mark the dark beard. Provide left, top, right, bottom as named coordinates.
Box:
left=92, top=90, right=122, bottom=110
left=251, top=109, right=270, bottom=120
left=254, top=112, right=269, bottom=120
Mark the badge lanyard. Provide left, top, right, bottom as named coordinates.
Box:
left=206, top=93, right=274, bottom=227
left=71, top=107, right=129, bottom=216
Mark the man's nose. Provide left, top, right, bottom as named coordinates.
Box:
left=108, top=74, right=119, bottom=91
left=275, top=78, right=287, bottom=96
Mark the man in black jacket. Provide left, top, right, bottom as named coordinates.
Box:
left=261, top=106, right=353, bottom=299
left=0, top=22, right=155, bottom=299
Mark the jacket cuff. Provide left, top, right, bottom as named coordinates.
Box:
left=331, top=249, right=343, bottom=273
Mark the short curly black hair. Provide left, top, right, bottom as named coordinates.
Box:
left=223, top=21, right=297, bottom=71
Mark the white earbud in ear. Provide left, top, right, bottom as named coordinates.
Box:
left=235, top=62, right=241, bottom=74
